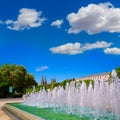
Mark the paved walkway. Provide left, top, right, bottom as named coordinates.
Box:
left=0, top=98, right=24, bottom=107
left=0, top=108, right=12, bottom=120
left=0, top=98, right=24, bottom=120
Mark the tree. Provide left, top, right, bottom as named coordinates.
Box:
left=0, top=64, right=12, bottom=97
left=0, top=64, right=37, bottom=98
left=116, top=66, right=120, bottom=78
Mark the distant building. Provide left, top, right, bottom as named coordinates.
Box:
left=51, top=78, right=56, bottom=84
left=40, top=76, right=47, bottom=86
left=76, top=72, right=110, bottom=81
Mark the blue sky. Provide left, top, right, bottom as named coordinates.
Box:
left=0, top=0, right=120, bottom=83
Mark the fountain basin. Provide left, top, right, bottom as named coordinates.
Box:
left=4, top=103, right=90, bottom=120
left=4, top=103, right=119, bottom=120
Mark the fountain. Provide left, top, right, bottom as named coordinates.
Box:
left=23, top=70, right=120, bottom=119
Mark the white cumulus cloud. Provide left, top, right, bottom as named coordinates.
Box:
left=82, top=41, right=112, bottom=51
left=104, top=47, right=120, bottom=55
left=49, top=41, right=112, bottom=55
left=51, top=19, right=63, bottom=28
left=67, top=2, right=120, bottom=34
left=5, top=8, right=46, bottom=31
left=50, top=43, right=83, bottom=55
left=5, top=20, right=14, bottom=24
left=36, top=66, right=48, bottom=72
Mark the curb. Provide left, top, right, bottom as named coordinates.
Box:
left=4, top=104, right=44, bottom=120
left=2, top=107, right=21, bottom=120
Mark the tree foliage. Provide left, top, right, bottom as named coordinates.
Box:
left=116, top=66, right=120, bottom=78
left=0, top=64, right=37, bottom=98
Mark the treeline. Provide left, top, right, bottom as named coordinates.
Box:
left=27, top=79, right=74, bottom=93
left=26, top=66, right=120, bottom=93
left=26, top=79, right=94, bottom=93
left=116, top=67, right=120, bottom=78
left=0, top=64, right=37, bottom=98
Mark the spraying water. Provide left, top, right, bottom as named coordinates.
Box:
left=24, top=70, right=120, bottom=119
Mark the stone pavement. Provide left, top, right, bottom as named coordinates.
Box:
left=0, top=108, right=12, bottom=120
left=0, top=98, right=24, bottom=120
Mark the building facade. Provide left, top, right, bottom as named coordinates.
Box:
left=76, top=72, right=110, bottom=81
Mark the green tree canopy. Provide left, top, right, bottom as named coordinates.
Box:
left=0, top=64, right=37, bottom=98
left=116, top=66, right=120, bottom=78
